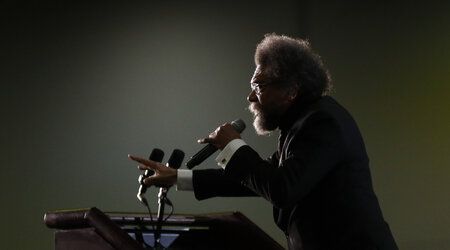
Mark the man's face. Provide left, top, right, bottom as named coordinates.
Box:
left=248, top=65, right=293, bottom=135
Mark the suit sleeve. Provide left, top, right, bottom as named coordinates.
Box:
left=192, top=168, right=258, bottom=200
left=223, top=111, right=344, bottom=208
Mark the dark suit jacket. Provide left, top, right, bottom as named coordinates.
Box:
left=192, top=96, right=398, bottom=250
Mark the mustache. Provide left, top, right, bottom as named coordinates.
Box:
left=248, top=103, right=262, bottom=116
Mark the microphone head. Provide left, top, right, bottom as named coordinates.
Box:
left=231, top=119, right=246, bottom=133
left=149, top=148, right=164, bottom=162
left=167, top=149, right=185, bottom=169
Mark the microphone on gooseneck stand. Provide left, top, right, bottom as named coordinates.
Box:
left=166, top=149, right=185, bottom=170
left=185, top=119, right=246, bottom=169
left=137, top=148, right=164, bottom=203
left=155, top=149, right=185, bottom=248
left=156, top=149, right=184, bottom=207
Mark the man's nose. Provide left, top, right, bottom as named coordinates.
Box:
left=247, top=90, right=258, bottom=102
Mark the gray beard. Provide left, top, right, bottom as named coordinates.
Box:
left=249, top=103, right=279, bottom=135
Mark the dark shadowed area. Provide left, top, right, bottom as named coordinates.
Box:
left=1, top=1, right=449, bottom=249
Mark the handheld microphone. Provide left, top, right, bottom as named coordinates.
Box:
left=186, top=119, right=246, bottom=169
left=137, top=148, right=164, bottom=202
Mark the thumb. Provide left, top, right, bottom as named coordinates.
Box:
left=198, top=137, right=214, bottom=144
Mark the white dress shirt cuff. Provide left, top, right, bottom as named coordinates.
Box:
left=176, top=169, right=193, bottom=191
left=215, top=138, right=247, bottom=169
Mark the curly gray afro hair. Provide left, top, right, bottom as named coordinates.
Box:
left=255, top=33, right=332, bottom=98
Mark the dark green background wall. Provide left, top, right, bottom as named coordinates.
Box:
left=1, top=1, right=449, bottom=249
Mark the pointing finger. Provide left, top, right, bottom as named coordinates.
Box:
left=129, top=154, right=145, bottom=163
left=129, top=154, right=162, bottom=170
left=129, top=154, right=152, bottom=165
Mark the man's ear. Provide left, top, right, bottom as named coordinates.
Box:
left=287, top=84, right=299, bottom=101
left=288, top=92, right=297, bottom=101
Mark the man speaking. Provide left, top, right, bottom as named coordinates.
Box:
left=129, top=33, right=398, bottom=250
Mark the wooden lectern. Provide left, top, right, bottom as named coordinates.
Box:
left=44, top=207, right=284, bottom=250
